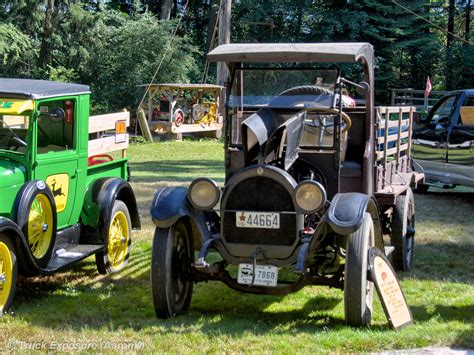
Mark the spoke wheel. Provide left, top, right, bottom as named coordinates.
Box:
left=391, top=188, right=415, bottom=272
left=344, top=213, right=375, bottom=327
left=28, top=194, right=54, bottom=260
left=96, top=200, right=132, bottom=274
left=16, top=181, right=57, bottom=268
left=0, top=238, right=17, bottom=316
left=151, top=220, right=194, bottom=318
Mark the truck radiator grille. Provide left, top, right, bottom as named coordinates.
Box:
left=223, top=177, right=296, bottom=246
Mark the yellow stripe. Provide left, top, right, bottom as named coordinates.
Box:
left=0, top=99, right=34, bottom=114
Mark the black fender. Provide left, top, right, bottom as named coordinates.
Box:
left=89, top=178, right=141, bottom=238
left=324, top=192, right=384, bottom=249
left=0, top=216, right=40, bottom=276
left=150, top=186, right=218, bottom=247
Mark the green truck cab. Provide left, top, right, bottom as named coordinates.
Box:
left=0, top=79, right=140, bottom=315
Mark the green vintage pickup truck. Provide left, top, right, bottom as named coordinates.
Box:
left=0, top=79, right=140, bottom=315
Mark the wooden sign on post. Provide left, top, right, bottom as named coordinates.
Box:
left=368, top=247, right=413, bottom=330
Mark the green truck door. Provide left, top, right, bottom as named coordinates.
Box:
left=33, top=99, right=79, bottom=229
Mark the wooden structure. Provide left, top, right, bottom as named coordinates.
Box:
left=375, top=106, right=423, bottom=204
left=390, top=88, right=448, bottom=109
left=140, top=83, right=223, bottom=139
left=88, top=111, right=129, bottom=158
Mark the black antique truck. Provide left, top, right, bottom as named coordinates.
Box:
left=0, top=79, right=140, bottom=315
left=149, top=43, right=424, bottom=326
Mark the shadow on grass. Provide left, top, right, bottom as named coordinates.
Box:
left=129, top=160, right=224, bottom=184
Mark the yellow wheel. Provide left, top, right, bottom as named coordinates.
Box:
left=16, top=181, right=57, bottom=268
left=96, top=200, right=131, bottom=274
left=0, top=238, right=17, bottom=316
left=28, top=194, right=54, bottom=260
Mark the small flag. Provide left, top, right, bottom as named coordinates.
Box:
left=425, top=76, right=432, bottom=97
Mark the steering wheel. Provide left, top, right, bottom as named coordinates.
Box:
left=305, top=107, right=352, bottom=134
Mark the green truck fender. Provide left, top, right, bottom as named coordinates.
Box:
left=150, top=186, right=218, bottom=245
left=0, top=216, right=40, bottom=276
left=81, top=177, right=140, bottom=234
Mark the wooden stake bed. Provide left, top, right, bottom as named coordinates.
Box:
left=374, top=106, right=424, bottom=205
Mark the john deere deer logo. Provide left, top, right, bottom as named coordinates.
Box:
left=46, top=174, right=69, bottom=212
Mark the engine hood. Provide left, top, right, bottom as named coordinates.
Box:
left=0, top=158, right=27, bottom=190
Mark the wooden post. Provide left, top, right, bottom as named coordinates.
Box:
left=137, top=108, right=154, bottom=142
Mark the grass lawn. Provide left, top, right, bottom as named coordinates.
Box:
left=1, top=138, right=473, bottom=352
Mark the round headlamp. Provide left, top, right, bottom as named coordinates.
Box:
left=294, top=180, right=326, bottom=214
left=188, top=178, right=220, bottom=210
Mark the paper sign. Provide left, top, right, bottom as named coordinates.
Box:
left=115, top=120, right=127, bottom=143
left=369, top=247, right=413, bottom=330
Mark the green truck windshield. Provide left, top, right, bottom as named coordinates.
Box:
left=0, top=115, right=29, bottom=154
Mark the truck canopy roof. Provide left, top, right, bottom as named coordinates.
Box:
left=207, top=43, right=373, bottom=65
left=0, top=78, right=90, bottom=99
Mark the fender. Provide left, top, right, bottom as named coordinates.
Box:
left=150, top=186, right=217, bottom=243
left=85, top=178, right=141, bottom=235
left=325, top=192, right=376, bottom=236
left=0, top=217, right=40, bottom=276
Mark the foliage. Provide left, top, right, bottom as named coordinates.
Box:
left=0, top=0, right=472, bottom=109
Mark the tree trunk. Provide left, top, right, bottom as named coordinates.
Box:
left=445, top=0, right=456, bottom=90
left=466, top=0, right=471, bottom=42
left=161, top=0, right=173, bottom=20
left=39, top=0, right=57, bottom=69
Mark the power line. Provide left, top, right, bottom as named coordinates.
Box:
left=392, top=0, right=473, bottom=46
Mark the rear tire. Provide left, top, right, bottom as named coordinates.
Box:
left=391, top=188, right=415, bottom=272
left=151, top=220, right=194, bottom=318
left=96, top=200, right=132, bottom=274
left=0, top=236, right=17, bottom=316
left=344, top=213, right=374, bottom=327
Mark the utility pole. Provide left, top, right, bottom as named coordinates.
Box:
left=217, top=0, right=231, bottom=89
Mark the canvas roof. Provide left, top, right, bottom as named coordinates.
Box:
left=0, top=78, right=90, bottom=99
left=207, top=43, right=373, bottom=64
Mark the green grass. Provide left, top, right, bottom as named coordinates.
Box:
left=1, top=138, right=473, bottom=352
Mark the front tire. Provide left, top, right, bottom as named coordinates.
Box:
left=0, top=237, right=18, bottom=316
left=151, top=219, right=194, bottom=318
left=96, top=200, right=132, bottom=274
left=16, top=181, right=57, bottom=268
left=344, top=213, right=375, bottom=327
left=391, top=188, right=415, bottom=272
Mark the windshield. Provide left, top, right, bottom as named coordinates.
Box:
left=229, top=69, right=338, bottom=109
left=0, top=114, right=29, bottom=154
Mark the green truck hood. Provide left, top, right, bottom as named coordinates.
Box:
left=0, top=159, right=27, bottom=216
left=0, top=158, right=26, bottom=189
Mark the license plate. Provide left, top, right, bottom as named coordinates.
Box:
left=237, top=264, right=278, bottom=287
left=235, top=211, right=280, bottom=229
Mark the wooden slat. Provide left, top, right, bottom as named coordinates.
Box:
left=384, top=118, right=410, bottom=128
left=89, top=112, right=130, bottom=133
left=88, top=135, right=129, bottom=157
left=377, top=131, right=409, bottom=144
left=376, top=106, right=415, bottom=114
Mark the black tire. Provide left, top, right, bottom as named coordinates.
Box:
left=391, top=188, right=415, bottom=272
left=344, top=212, right=375, bottom=327
left=151, top=220, right=194, bottom=318
left=15, top=181, right=57, bottom=268
left=96, top=200, right=132, bottom=274
left=0, top=236, right=18, bottom=316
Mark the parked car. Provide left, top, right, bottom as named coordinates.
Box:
left=412, top=89, right=474, bottom=191
left=149, top=43, right=423, bottom=327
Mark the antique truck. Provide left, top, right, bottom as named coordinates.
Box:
left=149, top=43, right=424, bottom=327
left=0, top=79, right=140, bottom=315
